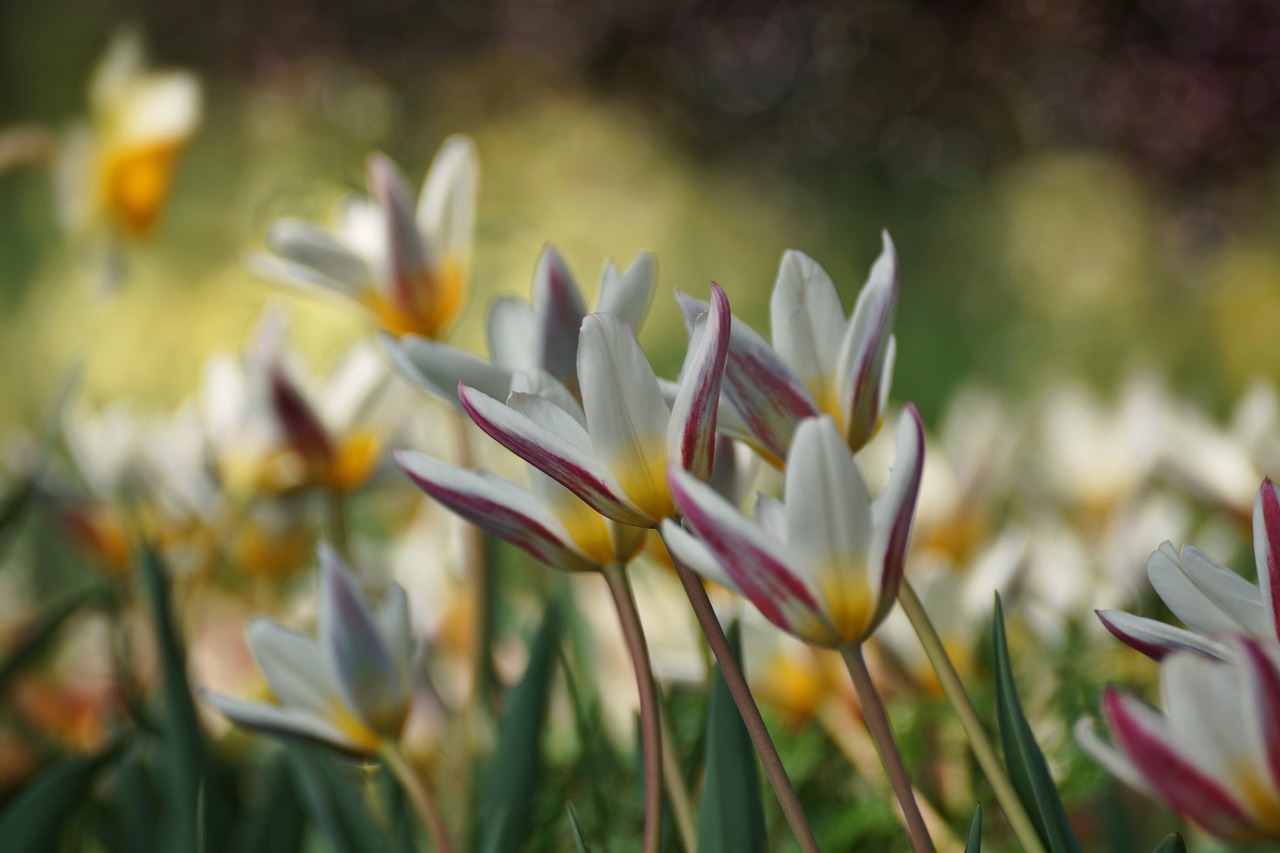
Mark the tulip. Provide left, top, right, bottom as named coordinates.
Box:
left=204, top=546, right=411, bottom=755
left=675, top=235, right=897, bottom=461
left=1078, top=635, right=1280, bottom=843
left=385, top=244, right=655, bottom=408
left=662, top=407, right=924, bottom=648
left=249, top=136, right=477, bottom=340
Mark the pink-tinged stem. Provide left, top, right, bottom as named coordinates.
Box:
left=381, top=744, right=456, bottom=853
left=603, top=562, right=664, bottom=853
left=672, top=559, right=823, bottom=853
left=840, top=644, right=935, bottom=853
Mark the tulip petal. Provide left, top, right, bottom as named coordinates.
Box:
left=246, top=252, right=364, bottom=302
left=246, top=617, right=340, bottom=716
left=416, top=134, right=477, bottom=266
left=510, top=369, right=586, bottom=429
left=659, top=519, right=740, bottom=594
left=676, top=290, right=817, bottom=461
left=835, top=231, right=899, bottom=451
left=1074, top=717, right=1152, bottom=795
left=753, top=493, right=787, bottom=542
left=867, top=405, right=925, bottom=628
left=263, top=219, right=374, bottom=293
left=1147, top=541, right=1270, bottom=636
left=487, top=296, right=537, bottom=373
left=533, top=246, right=587, bottom=393
left=458, top=384, right=651, bottom=526
left=318, top=545, right=407, bottom=738
left=375, top=582, right=413, bottom=683
left=1103, top=686, right=1258, bottom=840
left=669, top=465, right=838, bottom=645
left=203, top=692, right=366, bottom=754
left=579, top=313, right=672, bottom=521
left=368, top=153, right=430, bottom=308
left=396, top=450, right=597, bottom=572
left=1095, top=609, right=1228, bottom=660
left=1237, top=637, right=1280, bottom=798
left=668, top=282, right=730, bottom=481
left=1253, top=479, right=1280, bottom=642
left=382, top=334, right=512, bottom=406
left=770, top=250, right=847, bottom=410
left=597, top=252, right=657, bottom=333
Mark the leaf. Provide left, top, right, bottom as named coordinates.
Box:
left=965, top=805, right=982, bottom=853
left=0, top=583, right=108, bottom=688
left=476, top=605, right=561, bottom=853
left=0, top=739, right=123, bottom=853
left=697, top=619, right=766, bottom=853
left=380, top=754, right=418, bottom=853
left=1150, top=833, right=1186, bottom=853
left=567, top=802, right=593, bottom=853
left=141, top=545, right=219, bottom=852
left=234, top=755, right=306, bottom=853
left=992, top=595, right=1082, bottom=853
left=286, top=745, right=386, bottom=853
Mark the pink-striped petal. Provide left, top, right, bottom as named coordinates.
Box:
left=867, top=404, right=925, bottom=629
left=669, top=464, right=838, bottom=645
left=834, top=231, right=899, bottom=451
left=458, top=384, right=651, bottom=526
left=1253, top=478, right=1280, bottom=642
left=1236, top=636, right=1280, bottom=798
left=267, top=364, right=333, bottom=469
left=532, top=245, right=587, bottom=394
left=395, top=450, right=597, bottom=572
left=1104, top=686, right=1259, bottom=841
left=668, top=282, right=730, bottom=481
left=1095, top=609, right=1228, bottom=660
left=368, top=153, right=431, bottom=310
left=659, top=519, right=740, bottom=594
left=676, top=290, right=817, bottom=461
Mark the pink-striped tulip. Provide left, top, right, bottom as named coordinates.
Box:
left=204, top=546, right=413, bottom=755
left=384, top=245, right=655, bottom=407
left=662, top=407, right=924, bottom=648
left=1096, top=478, right=1280, bottom=660
left=249, top=136, right=477, bottom=340
left=1078, top=635, right=1280, bottom=843
left=458, top=283, right=731, bottom=527
left=676, top=234, right=897, bottom=461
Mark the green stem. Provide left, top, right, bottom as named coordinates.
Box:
left=602, top=562, right=664, bottom=853
left=840, top=645, right=935, bottom=853
left=381, top=744, right=456, bottom=853
left=897, top=579, right=1048, bottom=853
left=670, top=559, right=822, bottom=853
left=326, top=489, right=349, bottom=561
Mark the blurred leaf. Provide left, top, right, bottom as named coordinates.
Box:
left=697, top=620, right=766, bottom=853
left=992, top=595, right=1082, bottom=853
left=1150, top=834, right=1186, bottom=853
left=0, top=477, right=34, bottom=551
left=0, top=738, right=123, bottom=853
left=100, top=743, right=160, bottom=853
left=0, top=583, right=107, bottom=688
left=234, top=755, right=306, bottom=853
left=285, top=745, right=385, bottom=853
left=380, top=755, right=417, bottom=853
left=476, top=604, right=560, bottom=853
left=567, top=802, right=593, bottom=853
left=141, top=545, right=219, bottom=852
left=965, top=805, right=982, bottom=853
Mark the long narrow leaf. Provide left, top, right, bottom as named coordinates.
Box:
left=697, top=620, right=766, bottom=853
left=567, top=802, right=593, bottom=853
left=476, top=605, right=561, bottom=853
left=286, top=745, right=386, bottom=853
left=991, top=595, right=1081, bottom=853
left=1150, top=834, right=1186, bottom=853
left=965, top=805, right=982, bottom=853
left=234, top=755, right=306, bottom=853
left=0, top=739, right=123, bottom=853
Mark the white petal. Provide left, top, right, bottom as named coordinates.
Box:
left=835, top=231, right=899, bottom=451
left=667, top=283, right=730, bottom=480
left=596, top=251, right=656, bottom=333
left=264, top=219, right=373, bottom=293
left=510, top=370, right=587, bottom=429
left=1147, top=541, right=1269, bottom=636
left=1074, top=717, right=1153, bottom=795
left=382, top=334, right=512, bottom=407
left=487, top=296, right=537, bottom=373
left=108, top=72, right=201, bottom=145
left=416, top=134, right=477, bottom=265
left=1096, top=609, right=1229, bottom=660
left=659, top=519, right=740, bottom=593
left=533, top=246, right=587, bottom=392
left=202, top=692, right=360, bottom=753
left=246, top=618, right=340, bottom=717
left=579, top=313, right=672, bottom=521
left=784, top=416, right=872, bottom=577
left=770, top=250, right=847, bottom=405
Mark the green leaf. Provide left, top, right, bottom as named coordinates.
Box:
left=285, top=745, right=386, bottom=853
left=697, top=620, right=766, bottom=853
left=567, top=802, right=593, bottom=853
left=965, top=805, right=982, bottom=853
left=1150, top=833, right=1186, bottom=853
left=234, top=755, right=306, bottom=853
left=476, top=605, right=561, bottom=853
left=141, top=545, right=219, bottom=852
left=0, top=739, right=123, bottom=853
left=992, top=595, right=1082, bottom=853
left=0, top=583, right=108, bottom=688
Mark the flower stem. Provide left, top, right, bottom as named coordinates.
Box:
left=897, top=579, right=1047, bottom=853
left=449, top=407, right=494, bottom=705
left=602, top=562, right=664, bottom=853
left=840, top=644, right=935, bottom=853
left=380, top=744, right=456, bottom=853
left=658, top=700, right=698, bottom=852
left=670, top=559, right=822, bottom=853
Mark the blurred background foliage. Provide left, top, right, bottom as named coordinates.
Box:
left=4, top=0, right=1280, bottom=428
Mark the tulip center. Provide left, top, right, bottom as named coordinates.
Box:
left=100, top=139, right=184, bottom=239
left=813, top=557, right=875, bottom=645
